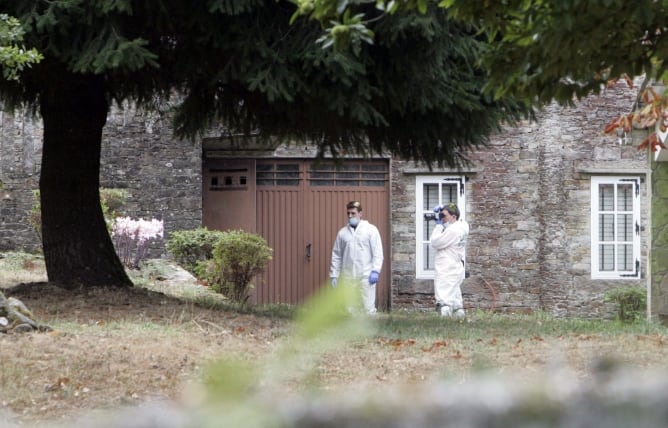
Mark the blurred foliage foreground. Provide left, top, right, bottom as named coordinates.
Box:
left=8, top=281, right=668, bottom=428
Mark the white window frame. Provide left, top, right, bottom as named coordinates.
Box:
left=590, top=176, right=641, bottom=279
left=415, top=175, right=466, bottom=279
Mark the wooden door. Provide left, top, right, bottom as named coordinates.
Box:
left=203, top=158, right=390, bottom=309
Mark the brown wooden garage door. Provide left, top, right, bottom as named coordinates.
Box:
left=203, top=158, right=390, bottom=310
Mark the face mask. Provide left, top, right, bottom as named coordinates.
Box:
left=348, top=217, right=360, bottom=227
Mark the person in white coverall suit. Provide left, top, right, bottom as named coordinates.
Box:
left=330, top=201, right=384, bottom=314
left=430, top=203, right=469, bottom=318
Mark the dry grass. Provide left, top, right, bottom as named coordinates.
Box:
left=2, top=252, right=668, bottom=426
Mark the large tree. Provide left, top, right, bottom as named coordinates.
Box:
left=302, top=0, right=668, bottom=142
left=306, top=0, right=668, bottom=102
left=0, top=1, right=530, bottom=288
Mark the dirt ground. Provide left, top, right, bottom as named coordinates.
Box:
left=0, top=259, right=292, bottom=426
left=2, top=257, right=668, bottom=426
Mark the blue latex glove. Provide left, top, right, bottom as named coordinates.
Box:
left=369, top=271, right=379, bottom=285
left=330, top=277, right=338, bottom=288
left=433, top=205, right=443, bottom=224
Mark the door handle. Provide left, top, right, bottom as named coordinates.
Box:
left=306, top=243, right=312, bottom=260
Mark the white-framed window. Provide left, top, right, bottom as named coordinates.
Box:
left=415, top=175, right=466, bottom=279
left=590, top=176, right=641, bottom=279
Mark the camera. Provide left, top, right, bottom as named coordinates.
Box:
left=424, top=212, right=445, bottom=222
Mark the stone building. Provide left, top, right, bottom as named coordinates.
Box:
left=1, top=80, right=666, bottom=319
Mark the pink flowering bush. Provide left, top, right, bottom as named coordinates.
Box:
left=112, top=217, right=164, bottom=269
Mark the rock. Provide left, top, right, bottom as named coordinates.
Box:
left=0, top=290, right=49, bottom=333
left=12, top=323, right=34, bottom=333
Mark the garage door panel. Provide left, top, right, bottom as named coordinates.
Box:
left=204, top=158, right=389, bottom=309
left=255, top=185, right=304, bottom=304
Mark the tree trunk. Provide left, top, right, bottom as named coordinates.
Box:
left=38, top=71, right=132, bottom=288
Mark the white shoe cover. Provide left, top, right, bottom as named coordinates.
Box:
left=440, top=305, right=453, bottom=317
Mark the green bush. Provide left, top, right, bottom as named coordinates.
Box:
left=605, top=287, right=647, bottom=322
left=166, top=227, right=225, bottom=275
left=28, top=188, right=126, bottom=242
left=211, top=230, right=273, bottom=304
left=27, top=190, right=41, bottom=244
left=100, top=188, right=127, bottom=230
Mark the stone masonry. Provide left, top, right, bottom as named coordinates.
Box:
left=2, top=79, right=667, bottom=318
left=390, top=80, right=651, bottom=317
left=0, top=102, right=202, bottom=255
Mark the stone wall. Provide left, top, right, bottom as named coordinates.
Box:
left=391, top=80, right=649, bottom=317
left=0, top=109, right=44, bottom=252
left=651, top=159, right=668, bottom=320
left=0, top=80, right=655, bottom=317
left=0, top=103, right=202, bottom=255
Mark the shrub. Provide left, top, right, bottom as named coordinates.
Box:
left=28, top=188, right=128, bottom=241
left=112, top=217, right=164, bottom=269
left=211, top=230, right=273, bottom=304
left=27, top=190, right=42, bottom=244
left=605, top=287, right=647, bottom=322
left=166, top=227, right=225, bottom=275
left=100, top=188, right=128, bottom=230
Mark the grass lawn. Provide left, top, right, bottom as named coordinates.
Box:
left=1, top=252, right=667, bottom=426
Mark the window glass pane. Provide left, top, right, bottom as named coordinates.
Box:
left=310, top=173, right=333, bottom=186
left=423, top=243, right=435, bottom=270
left=364, top=179, right=385, bottom=187
left=599, top=214, right=614, bottom=241
left=310, top=164, right=334, bottom=186
left=362, top=164, right=385, bottom=172
left=361, top=164, right=387, bottom=186
left=617, top=183, right=633, bottom=211
left=617, top=213, right=633, bottom=241
left=309, top=163, right=387, bottom=186
left=336, top=175, right=359, bottom=186
left=276, top=164, right=299, bottom=186
left=313, top=164, right=335, bottom=171
left=592, top=177, right=640, bottom=278
left=599, top=244, right=615, bottom=271
left=598, top=184, right=614, bottom=211
left=256, top=164, right=274, bottom=186
left=617, top=244, right=634, bottom=271
left=441, top=185, right=457, bottom=205
left=423, top=184, right=439, bottom=210
left=276, top=178, right=299, bottom=186
left=257, top=163, right=300, bottom=186
left=256, top=176, right=274, bottom=186
left=423, top=217, right=435, bottom=237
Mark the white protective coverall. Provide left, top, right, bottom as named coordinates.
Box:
left=430, top=219, right=469, bottom=312
left=330, top=219, right=384, bottom=314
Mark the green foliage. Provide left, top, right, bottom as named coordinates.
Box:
left=0, top=14, right=42, bottom=81
left=298, top=0, right=667, bottom=108
left=27, top=189, right=41, bottom=244
left=28, top=188, right=127, bottom=241
left=211, top=230, right=273, bottom=304
left=166, top=227, right=225, bottom=276
left=442, top=0, right=663, bottom=105
left=0, top=251, right=43, bottom=272
left=100, top=188, right=127, bottom=230
left=199, top=282, right=372, bottom=423
left=171, top=4, right=532, bottom=169
left=3, top=2, right=530, bottom=169
left=605, top=287, right=647, bottom=323
left=315, top=10, right=375, bottom=56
